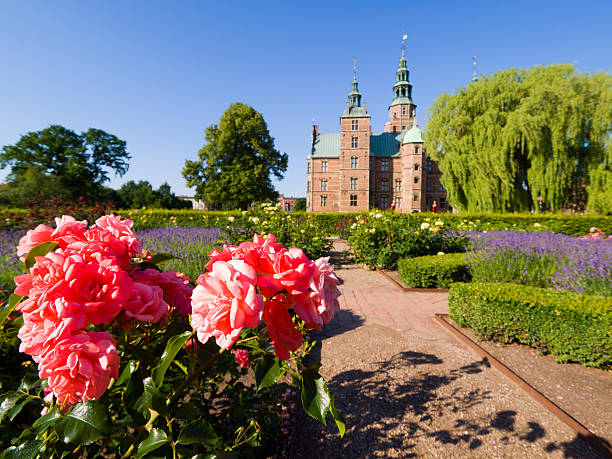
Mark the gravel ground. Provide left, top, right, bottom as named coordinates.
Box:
left=290, top=244, right=605, bottom=458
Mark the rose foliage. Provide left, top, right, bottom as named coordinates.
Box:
left=0, top=214, right=344, bottom=458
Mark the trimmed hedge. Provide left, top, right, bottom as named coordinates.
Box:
left=398, top=253, right=470, bottom=288
left=448, top=282, right=612, bottom=368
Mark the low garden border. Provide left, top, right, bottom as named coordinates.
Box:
left=375, top=268, right=449, bottom=293
left=434, top=313, right=612, bottom=458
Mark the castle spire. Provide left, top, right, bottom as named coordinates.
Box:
left=390, top=44, right=414, bottom=107
left=472, top=55, right=479, bottom=82
left=348, top=58, right=362, bottom=107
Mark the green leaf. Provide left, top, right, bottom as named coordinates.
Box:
left=0, top=391, right=24, bottom=424
left=33, top=407, right=62, bottom=434
left=116, top=360, right=138, bottom=387
left=151, top=331, right=192, bottom=388
left=135, top=428, right=169, bottom=458
left=148, top=253, right=175, bottom=265
left=254, top=354, right=284, bottom=389
left=301, top=369, right=331, bottom=424
left=25, top=241, right=59, bottom=270
left=125, top=376, right=166, bottom=425
left=54, top=400, right=110, bottom=445
left=0, top=294, right=24, bottom=328
left=177, top=420, right=218, bottom=446
left=8, top=396, right=35, bottom=421
left=0, top=440, right=44, bottom=459
left=329, top=394, right=346, bottom=438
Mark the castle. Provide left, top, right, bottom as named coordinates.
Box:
left=306, top=50, right=448, bottom=213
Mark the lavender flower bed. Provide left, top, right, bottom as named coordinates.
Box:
left=137, top=226, right=221, bottom=282
left=465, top=231, right=612, bottom=296
left=0, top=230, right=25, bottom=296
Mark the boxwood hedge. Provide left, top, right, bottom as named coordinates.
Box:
left=398, top=253, right=470, bottom=288
left=448, top=282, right=612, bottom=368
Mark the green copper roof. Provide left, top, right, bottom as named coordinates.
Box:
left=340, top=105, right=370, bottom=118
left=389, top=97, right=415, bottom=107
left=402, top=125, right=424, bottom=144
left=311, top=132, right=404, bottom=158
left=311, top=133, right=340, bottom=158
left=370, top=132, right=403, bottom=156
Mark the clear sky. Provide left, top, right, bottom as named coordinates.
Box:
left=1, top=1, right=610, bottom=198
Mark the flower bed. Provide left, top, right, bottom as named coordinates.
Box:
left=0, top=214, right=345, bottom=457
left=465, top=230, right=612, bottom=296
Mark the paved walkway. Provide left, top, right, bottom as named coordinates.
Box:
left=292, top=239, right=602, bottom=459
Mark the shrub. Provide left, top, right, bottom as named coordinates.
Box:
left=398, top=253, right=470, bottom=288
left=448, top=282, right=612, bottom=368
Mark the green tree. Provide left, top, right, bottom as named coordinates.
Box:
left=183, top=103, right=288, bottom=210
left=0, top=125, right=130, bottom=202
left=118, top=180, right=191, bottom=209
left=425, top=64, right=612, bottom=213
left=293, top=197, right=306, bottom=211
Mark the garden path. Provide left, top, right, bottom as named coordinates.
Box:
left=291, top=239, right=602, bottom=459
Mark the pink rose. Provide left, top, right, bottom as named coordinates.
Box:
left=132, top=269, right=193, bottom=316
left=18, top=313, right=78, bottom=363
left=94, top=214, right=142, bottom=256
left=263, top=295, right=302, bottom=361
left=309, top=257, right=341, bottom=324
left=16, top=224, right=54, bottom=260
left=257, top=247, right=315, bottom=298
left=122, top=281, right=169, bottom=323
left=232, top=348, right=251, bottom=369
left=65, top=227, right=131, bottom=267
left=38, top=331, right=119, bottom=407
left=51, top=215, right=88, bottom=247
left=191, top=260, right=264, bottom=349
left=15, top=252, right=132, bottom=326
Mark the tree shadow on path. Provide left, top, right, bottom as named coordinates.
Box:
left=292, top=348, right=601, bottom=459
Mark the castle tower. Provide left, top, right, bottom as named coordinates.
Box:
left=339, top=62, right=371, bottom=211
left=400, top=119, right=425, bottom=212
left=385, top=46, right=417, bottom=134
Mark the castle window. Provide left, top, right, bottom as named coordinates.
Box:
left=395, top=179, right=402, bottom=192
left=320, top=179, right=327, bottom=191
left=415, top=145, right=419, bottom=154
left=351, top=120, right=358, bottom=131
left=321, top=160, right=328, bottom=172
left=307, top=181, right=310, bottom=192
left=381, top=158, right=389, bottom=172
left=414, top=164, right=419, bottom=171
left=414, top=177, right=419, bottom=184
left=351, top=156, right=358, bottom=168
left=401, top=125, right=406, bottom=131
left=426, top=181, right=433, bottom=192
left=402, top=106, right=406, bottom=115
left=381, top=178, right=389, bottom=191
left=350, top=194, right=358, bottom=206
left=351, top=136, right=358, bottom=148
left=381, top=195, right=388, bottom=209
left=307, top=162, right=310, bottom=173
left=394, top=196, right=401, bottom=208
left=414, top=194, right=419, bottom=202
left=321, top=195, right=327, bottom=207
left=427, top=159, right=433, bottom=172
left=426, top=195, right=432, bottom=207
left=440, top=183, right=446, bottom=192
left=350, top=177, right=358, bottom=190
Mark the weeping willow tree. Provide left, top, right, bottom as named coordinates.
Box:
left=425, top=64, right=612, bottom=213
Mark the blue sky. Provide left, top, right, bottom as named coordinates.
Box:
left=1, top=1, right=610, bottom=198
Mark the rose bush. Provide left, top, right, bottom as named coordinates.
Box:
left=0, top=214, right=344, bottom=457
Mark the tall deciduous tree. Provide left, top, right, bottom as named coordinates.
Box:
left=183, top=103, right=288, bottom=210
left=0, top=125, right=130, bottom=201
left=425, top=64, right=612, bottom=213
